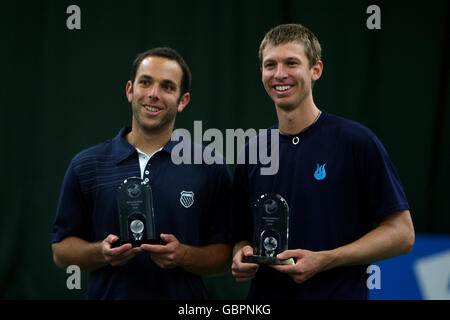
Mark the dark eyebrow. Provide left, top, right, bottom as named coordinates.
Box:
left=138, top=74, right=177, bottom=88
left=138, top=74, right=152, bottom=80
left=161, top=79, right=177, bottom=88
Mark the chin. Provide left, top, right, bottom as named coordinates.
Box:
left=275, top=100, right=297, bottom=111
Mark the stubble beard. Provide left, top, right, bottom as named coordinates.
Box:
left=131, top=96, right=177, bottom=136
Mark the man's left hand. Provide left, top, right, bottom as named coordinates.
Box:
left=140, top=234, right=187, bottom=269
left=270, top=249, right=332, bottom=284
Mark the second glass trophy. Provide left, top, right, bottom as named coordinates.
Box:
left=242, top=193, right=294, bottom=265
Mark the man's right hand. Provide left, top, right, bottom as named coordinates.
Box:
left=231, top=244, right=259, bottom=282
left=102, top=234, right=143, bottom=267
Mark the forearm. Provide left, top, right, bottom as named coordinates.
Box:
left=52, top=236, right=107, bottom=272
left=180, top=243, right=232, bottom=276
left=324, top=210, right=415, bottom=270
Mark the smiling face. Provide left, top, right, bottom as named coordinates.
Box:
left=261, top=41, right=322, bottom=111
left=126, top=56, right=189, bottom=135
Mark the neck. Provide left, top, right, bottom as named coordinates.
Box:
left=276, top=99, right=320, bottom=135
left=126, top=122, right=173, bottom=156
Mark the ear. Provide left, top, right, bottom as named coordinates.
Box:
left=177, top=92, right=190, bottom=113
left=125, top=80, right=133, bottom=103
left=311, top=60, right=323, bottom=82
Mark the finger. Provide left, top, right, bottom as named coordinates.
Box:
left=119, top=250, right=142, bottom=264
left=105, top=243, right=133, bottom=257
left=232, top=262, right=258, bottom=274
left=240, top=258, right=259, bottom=267
left=276, top=249, right=299, bottom=260
left=160, top=233, right=177, bottom=243
left=104, top=234, right=120, bottom=246
left=110, top=247, right=142, bottom=265
left=242, top=246, right=254, bottom=256
left=103, top=235, right=120, bottom=252
left=232, top=258, right=259, bottom=277
left=240, top=258, right=259, bottom=268
left=118, top=246, right=143, bottom=258
left=240, top=246, right=259, bottom=267
left=238, top=261, right=259, bottom=271
left=102, top=235, right=117, bottom=250
left=270, top=263, right=297, bottom=274
left=140, top=243, right=171, bottom=254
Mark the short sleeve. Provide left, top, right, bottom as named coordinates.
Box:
left=355, top=134, right=410, bottom=224
left=51, top=161, right=92, bottom=243
left=200, top=163, right=234, bottom=245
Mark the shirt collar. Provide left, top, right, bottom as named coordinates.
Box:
left=112, top=126, right=180, bottom=164
left=276, top=111, right=327, bottom=140
left=112, top=127, right=135, bottom=165
left=162, top=136, right=180, bottom=154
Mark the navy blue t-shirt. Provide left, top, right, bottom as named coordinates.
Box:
left=233, top=112, right=409, bottom=300
left=52, top=127, right=233, bottom=299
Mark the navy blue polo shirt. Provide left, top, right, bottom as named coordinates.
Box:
left=233, top=111, right=409, bottom=300
left=52, top=127, right=233, bottom=299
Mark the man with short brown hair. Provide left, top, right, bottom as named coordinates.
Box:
left=52, top=47, right=233, bottom=299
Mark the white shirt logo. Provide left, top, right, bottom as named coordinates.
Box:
left=180, top=191, right=194, bottom=208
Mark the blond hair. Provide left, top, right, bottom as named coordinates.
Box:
left=259, top=24, right=322, bottom=68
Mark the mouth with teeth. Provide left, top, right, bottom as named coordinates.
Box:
left=143, top=105, right=162, bottom=115
left=273, top=84, right=294, bottom=94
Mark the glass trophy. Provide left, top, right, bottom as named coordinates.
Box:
left=242, top=193, right=294, bottom=265
left=113, top=177, right=162, bottom=247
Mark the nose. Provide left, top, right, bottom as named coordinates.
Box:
left=274, top=64, right=287, bottom=80
left=148, top=84, right=160, bottom=100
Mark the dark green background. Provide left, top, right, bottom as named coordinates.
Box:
left=0, top=0, right=449, bottom=299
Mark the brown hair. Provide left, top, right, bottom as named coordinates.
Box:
left=130, top=47, right=191, bottom=96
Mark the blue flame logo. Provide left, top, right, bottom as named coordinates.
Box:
left=314, top=163, right=326, bottom=180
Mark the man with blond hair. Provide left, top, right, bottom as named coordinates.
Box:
left=231, top=24, right=414, bottom=299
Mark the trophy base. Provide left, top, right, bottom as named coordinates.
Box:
left=111, top=238, right=165, bottom=248
left=242, top=255, right=295, bottom=265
